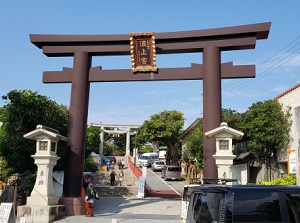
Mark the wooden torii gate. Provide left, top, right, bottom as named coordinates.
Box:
left=30, top=22, right=271, bottom=215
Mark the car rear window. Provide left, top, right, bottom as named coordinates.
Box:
left=233, top=191, right=281, bottom=222
left=156, top=161, right=165, bottom=165
left=167, top=167, right=180, bottom=171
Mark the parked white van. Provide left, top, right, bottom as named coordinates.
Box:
left=137, top=152, right=159, bottom=167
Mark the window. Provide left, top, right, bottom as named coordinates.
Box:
left=285, top=193, right=300, bottom=223
left=156, top=161, right=165, bottom=165
left=233, top=191, right=281, bottom=222
left=219, top=140, right=229, bottom=150
left=193, top=192, right=222, bottom=223
left=167, top=167, right=180, bottom=172
left=139, top=156, right=149, bottom=160
left=39, top=141, right=48, bottom=151
left=51, top=142, right=56, bottom=152
left=182, top=187, right=189, bottom=202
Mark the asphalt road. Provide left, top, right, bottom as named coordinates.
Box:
left=145, top=167, right=186, bottom=198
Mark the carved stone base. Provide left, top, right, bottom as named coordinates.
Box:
left=58, top=197, right=86, bottom=215
left=17, top=205, right=65, bottom=223
left=27, top=196, right=58, bottom=206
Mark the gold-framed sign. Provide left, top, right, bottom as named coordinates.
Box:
left=130, top=32, right=157, bottom=73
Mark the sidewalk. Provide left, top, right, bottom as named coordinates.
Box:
left=53, top=196, right=182, bottom=223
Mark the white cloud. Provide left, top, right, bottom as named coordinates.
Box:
left=142, top=89, right=177, bottom=96
left=283, top=54, right=300, bottom=68
left=188, top=96, right=202, bottom=102
left=270, top=85, right=290, bottom=93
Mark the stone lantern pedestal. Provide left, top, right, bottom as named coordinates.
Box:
left=205, top=122, right=244, bottom=181
left=17, top=125, right=68, bottom=223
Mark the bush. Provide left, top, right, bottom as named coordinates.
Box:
left=259, top=174, right=296, bottom=185
left=84, top=157, right=99, bottom=172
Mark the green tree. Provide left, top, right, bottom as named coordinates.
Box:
left=137, top=144, right=153, bottom=154
left=222, top=108, right=244, bottom=153
left=137, top=110, right=184, bottom=163
left=112, top=134, right=127, bottom=155
left=222, top=108, right=242, bottom=129
left=184, top=122, right=203, bottom=169
left=85, top=126, right=102, bottom=158
left=239, top=99, right=291, bottom=180
left=0, top=90, right=69, bottom=177
left=98, top=127, right=127, bottom=156
left=103, top=142, right=119, bottom=156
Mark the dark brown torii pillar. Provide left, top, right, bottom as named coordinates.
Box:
left=30, top=22, right=270, bottom=215
left=203, top=46, right=221, bottom=178
left=64, top=51, right=91, bottom=198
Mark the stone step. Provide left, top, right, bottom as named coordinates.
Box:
left=94, top=186, right=138, bottom=197
left=94, top=172, right=137, bottom=186
left=92, top=157, right=139, bottom=197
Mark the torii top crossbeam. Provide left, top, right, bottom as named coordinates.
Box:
left=31, top=22, right=270, bottom=56
left=90, top=123, right=140, bottom=129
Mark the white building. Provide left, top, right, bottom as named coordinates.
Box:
left=276, top=83, right=300, bottom=184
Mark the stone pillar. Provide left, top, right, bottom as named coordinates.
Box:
left=99, top=126, right=104, bottom=157
left=126, top=127, right=131, bottom=156
left=27, top=155, right=60, bottom=205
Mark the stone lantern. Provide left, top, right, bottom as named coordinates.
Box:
left=17, top=125, right=68, bottom=223
left=205, top=122, right=244, bottom=180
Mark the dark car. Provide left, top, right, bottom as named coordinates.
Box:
left=102, top=156, right=109, bottom=164
left=102, top=156, right=116, bottom=164
left=186, top=184, right=300, bottom=223
left=107, top=156, right=117, bottom=163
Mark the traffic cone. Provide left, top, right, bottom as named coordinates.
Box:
left=100, top=166, right=105, bottom=171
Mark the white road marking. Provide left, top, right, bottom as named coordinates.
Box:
left=149, top=169, right=182, bottom=197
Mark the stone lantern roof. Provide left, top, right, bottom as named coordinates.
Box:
left=205, top=122, right=244, bottom=140
left=24, top=125, right=68, bottom=141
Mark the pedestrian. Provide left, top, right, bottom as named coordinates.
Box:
left=85, top=183, right=99, bottom=217
left=110, top=170, right=117, bottom=186
left=106, top=160, right=111, bottom=171
left=121, top=159, right=125, bottom=169
left=118, top=160, right=122, bottom=169
left=118, top=170, right=124, bottom=186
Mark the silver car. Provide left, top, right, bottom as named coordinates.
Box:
left=151, top=161, right=165, bottom=171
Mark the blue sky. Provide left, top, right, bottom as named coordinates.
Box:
left=1, top=1, right=300, bottom=128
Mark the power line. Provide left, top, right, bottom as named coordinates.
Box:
left=225, top=47, right=300, bottom=91
left=223, top=35, right=300, bottom=92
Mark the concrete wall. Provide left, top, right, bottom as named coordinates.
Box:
left=232, top=163, right=248, bottom=185
left=277, top=85, right=300, bottom=184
